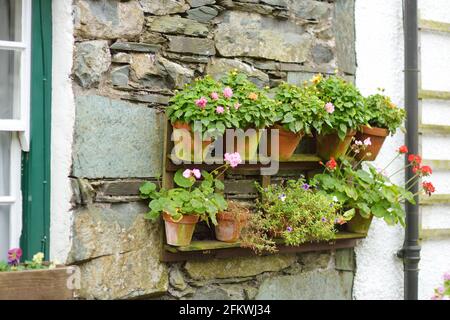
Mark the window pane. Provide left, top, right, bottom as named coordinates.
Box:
left=0, top=206, right=10, bottom=261
left=0, top=132, right=11, bottom=196
left=0, top=50, right=21, bottom=119
left=0, top=0, right=22, bottom=42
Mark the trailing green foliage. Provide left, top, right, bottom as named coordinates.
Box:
left=273, top=83, right=327, bottom=134
left=241, top=179, right=340, bottom=254
left=365, top=92, right=406, bottom=134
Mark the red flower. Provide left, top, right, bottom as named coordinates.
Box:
left=421, top=165, right=433, bottom=176
left=422, top=181, right=436, bottom=196
left=408, top=154, right=422, bottom=166
left=412, top=166, right=419, bottom=174
left=398, top=145, right=409, bottom=154
left=326, top=157, right=337, bottom=171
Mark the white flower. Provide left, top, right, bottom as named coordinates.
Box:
left=332, top=196, right=339, bottom=203
left=33, top=252, right=45, bottom=265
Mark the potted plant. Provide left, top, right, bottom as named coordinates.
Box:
left=310, top=74, right=368, bottom=160
left=241, top=179, right=341, bottom=254
left=355, top=91, right=406, bottom=161
left=311, top=142, right=435, bottom=234
left=215, top=200, right=250, bottom=243
left=271, top=83, right=327, bottom=160
left=0, top=249, right=74, bottom=300
left=140, top=153, right=242, bottom=246
left=167, top=75, right=236, bottom=161
left=220, top=72, right=276, bottom=161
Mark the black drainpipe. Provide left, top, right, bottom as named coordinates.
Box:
left=399, top=0, right=421, bottom=300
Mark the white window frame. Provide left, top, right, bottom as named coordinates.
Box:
left=0, top=0, right=32, bottom=250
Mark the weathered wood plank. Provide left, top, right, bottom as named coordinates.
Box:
left=419, top=124, right=450, bottom=135
left=420, top=19, right=450, bottom=34
left=423, top=159, right=450, bottom=170
left=419, top=90, right=450, bottom=100
left=420, top=194, right=450, bottom=205
left=420, top=228, right=450, bottom=240
left=0, top=267, right=74, bottom=300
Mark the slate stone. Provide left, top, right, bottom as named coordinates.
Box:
left=110, top=41, right=161, bottom=53
left=139, top=0, right=189, bottom=15
left=112, top=52, right=132, bottom=64
left=72, top=95, right=164, bottom=178
left=68, top=202, right=168, bottom=299
left=255, top=270, right=354, bottom=300
left=215, top=11, right=311, bottom=63
left=74, top=0, right=144, bottom=40
left=111, top=65, right=130, bottom=87
left=286, top=0, right=331, bottom=21
left=187, top=0, right=216, bottom=8
left=261, top=0, right=287, bottom=7
left=168, top=36, right=216, bottom=56
left=312, top=44, right=334, bottom=64
left=184, top=255, right=296, bottom=280
left=186, top=6, right=219, bottom=22
left=73, top=40, right=111, bottom=88
left=334, top=0, right=356, bottom=74
left=146, top=16, right=209, bottom=37
left=206, top=58, right=269, bottom=87
left=335, top=249, right=355, bottom=272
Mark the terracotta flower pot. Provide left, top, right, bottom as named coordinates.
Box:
left=215, top=210, right=250, bottom=243
left=226, top=128, right=262, bottom=161
left=316, top=130, right=356, bottom=160
left=163, top=212, right=199, bottom=246
left=269, top=124, right=304, bottom=161
left=346, top=211, right=373, bottom=234
left=172, top=121, right=214, bottom=162
left=354, top=125, right=389, bottom=161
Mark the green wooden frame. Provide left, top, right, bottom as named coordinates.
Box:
left=21, top=0, right=52, bottom=260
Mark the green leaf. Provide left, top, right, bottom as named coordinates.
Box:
left=140, top=182, right=156, bottom=195
left=174, top=170, right=195, bottom=188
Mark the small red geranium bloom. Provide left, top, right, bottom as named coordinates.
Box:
left=421, top=165, right=433, bottom=177
left=398, top=145, right=409, bottom=154
left=422, top=181, right=436, bottom=196
left=408, top=154, right=422, bottom=166
left=326, top=157, right=337, bottom=171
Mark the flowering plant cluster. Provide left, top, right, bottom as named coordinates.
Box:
left=140, top=153, right=242, bottom=224
left=311, top=74, right=368, bottom=140
left=166, top=72, right=275, bottom=138
left=241, top=179, right=341, bottom=254
left=365, top=90, right=406, bottom=134
left=312, top=142, right=436, bottom=226
left=432, top=272, right=450, bottom=300
left=273, top=83, right=328, bottom=134
left=0, top=249, right=56, bottom=272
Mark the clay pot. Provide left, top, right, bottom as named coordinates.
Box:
left=354, top=125, right=389, bottom=161
left=225, top=128, right=262, bottom=161
left=172, top=121, right=214, bottom=162
left=215, top=210, right=250, bottom=243
left=316, top=130, right=357, bottom=160
left=269, top=124, right=304, bottom=161
left=163, top=212, right=199, bottom=246
left=346, top=211, right=373, bottom=234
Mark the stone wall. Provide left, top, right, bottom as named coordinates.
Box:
left=69, top=0, right=357, bottom=299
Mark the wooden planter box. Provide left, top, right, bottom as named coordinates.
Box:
left=0, top=266, right=74, bottom=300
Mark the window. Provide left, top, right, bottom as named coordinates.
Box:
left=0, top=0, right=31, bottom=260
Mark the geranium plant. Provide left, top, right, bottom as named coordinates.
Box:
left=365, top=90, right=406, bottom=134
left=241, top=179, right=341, bottom=254
left=311, top=142, right=435, bottom=227
left=140, top=153, right=242, bottom=225
left=311, top=74, right=368, bottom=140
left=273, top=82, right=327, bottom=134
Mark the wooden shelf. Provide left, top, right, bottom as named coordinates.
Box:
left=161, top=232, right=366, bottom=262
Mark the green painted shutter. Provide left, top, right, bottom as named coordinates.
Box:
left=21, top=0, right=52, bottom=260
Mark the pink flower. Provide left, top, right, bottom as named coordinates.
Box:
left=183, top=169, right=201, bottom=180
left=325, top=102, right=335, bottom=114
left=364, top=137, right=372, bottom=146
left=195, top=97, right=208, bottom=109
left=234, top=102, right=241, bottom=110
left=192, top=169, right=201, bottom=179
left=216, top=106, right=225, bottom=114
left=354, top=140, right=363, bottom=146
left=224, top=152, right=242, bottom=168
left=7, top=248, right=22, bottom=266
left=223, top=87, right=233, bottom=99
left=210, top=92, right=219, bottom=100
left=444, top=273, right=450, bottom=281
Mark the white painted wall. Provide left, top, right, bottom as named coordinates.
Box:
left=50, top=0, right=75, bottom=262
left=355, top=0, right=450, bottom=300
